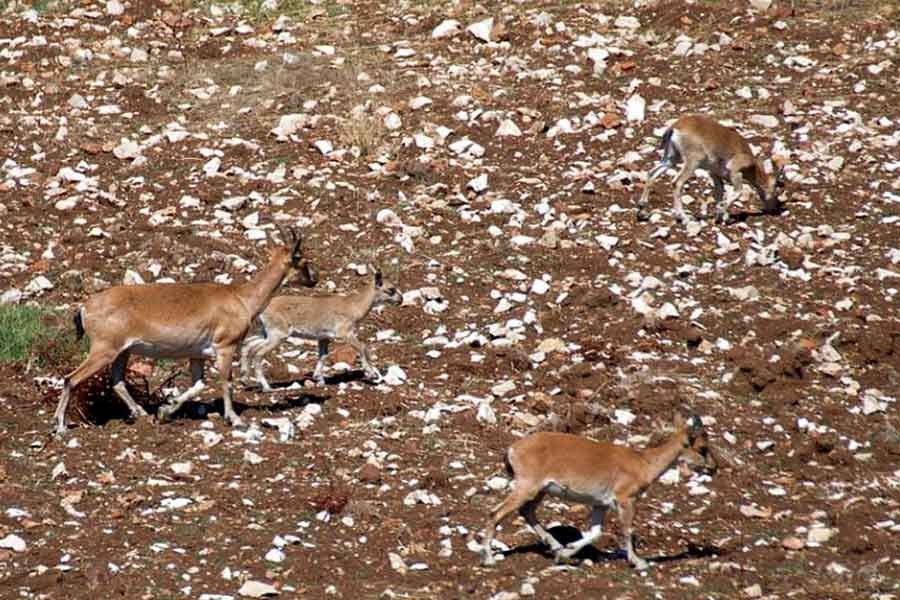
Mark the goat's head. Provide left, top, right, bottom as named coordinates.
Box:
left=673, top=412, right=718, bottom=475
left=275, top=227, right=317, bottom=288
left=373, top=269, right=403, bottom=307
left=761, top=155, right=788, bottom=214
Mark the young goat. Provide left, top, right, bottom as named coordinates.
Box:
left=240, top=269, right=402, bottom=390
left=52, top=228, right=317, bottom=437
left=480, top=413, right=717, bottom=570
left=638, top=114, right=786, bottom=224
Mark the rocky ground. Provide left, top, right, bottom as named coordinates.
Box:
left=0, top=0, right=899, bottom=598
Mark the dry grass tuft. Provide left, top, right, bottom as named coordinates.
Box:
left=338, top=111, right=385, bottom=158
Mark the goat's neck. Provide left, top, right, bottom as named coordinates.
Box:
left=239, top=255, right=288, bottom=316
left=346, top=281, right=377, bottom=322
left=638, top=430, right=688, bottom=487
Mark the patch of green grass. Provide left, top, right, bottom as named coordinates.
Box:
left=0, top=304, right=88, bottom=371
left=0, top=304, right=54, bottom=363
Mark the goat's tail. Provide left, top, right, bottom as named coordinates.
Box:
left=659, top=127, right=673, bottom=151
left=503, top=448, right=515, bottom=478
left=73, top=309, right=85, bottom=341
left=659, top=127, right=681, bottom=165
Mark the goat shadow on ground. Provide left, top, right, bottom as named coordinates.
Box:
left=256, top=369, right=371, bottom=391
left=730, top=199, right=790, bottom=222
left=503, top=524, right=723, bottom=566
left=136, top=369, right=372, bottom=423
left=160, top=391, right=330, bottom=423
left=636, top=207, right=778, bottom=225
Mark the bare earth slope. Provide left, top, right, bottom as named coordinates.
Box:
left=0, top=1, right=898, bottom=598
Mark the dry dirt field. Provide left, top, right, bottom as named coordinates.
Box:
left=1, top=0, right=899, bottom=598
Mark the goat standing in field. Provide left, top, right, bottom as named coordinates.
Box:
left=52, top=228, right=317, bottom=437
left=240, top=268, right=402, bottom=390
left=480, top=413, right=717, bottom=570
left=637, top=114, right=787, bottom=224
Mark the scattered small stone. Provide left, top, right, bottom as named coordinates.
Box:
left=743, top=584, right=763, bottom=598
left=238, top=581, right=279, bottom=598
left=781, top=537, right=806, bottom=551
left=0, top=534, right=26, bottom=553
left=358, top=463, right=382, bottom=483
left=467, top=18, right=494, bottom=43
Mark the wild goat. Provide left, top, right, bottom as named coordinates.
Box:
left=52, top=228, right=317, bottom=437
left=638, top=114, right=786, bottom=224
left=480, top=413, right=717, bottom=570
left=240, top=269, right=402, bottom=390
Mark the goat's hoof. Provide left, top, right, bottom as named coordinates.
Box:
left=52, top=427, right=67, bottom=440
left=131, top=407, right=150, bottom=419
left=227, top=415, right=246, bottom=429
left=157, top=406, right=173, bottom=423
left=554, top=549, right=579, bottom=564
left=635, top=210, right=649, bottom=223
left=631, top=558, right=650, bottom=571
left=313, top=376, right=326, bottom=386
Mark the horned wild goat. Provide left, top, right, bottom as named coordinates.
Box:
left=638, top=114, right=787, bottom=224
left=480, top=413, right=717, bottom=570
left=240, top=268, right=402, bottom=390
left=52, top=228, right=316, bottom=437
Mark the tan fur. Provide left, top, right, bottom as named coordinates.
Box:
left=52, top=230, right=316, bottom=437
left=638, top=114, right=786, bottom=224
left=240, top=270, right=401, bottom=389
left=480, top=413, right=717, bottom=569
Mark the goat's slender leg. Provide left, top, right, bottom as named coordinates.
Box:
left=54, top=345, right=120, bottom=437
left=672, top=158, right=699, bottom=224
left=708, top=174, right=725, bottom=220
left=313, top=339, right=329, bottom=385
left=345, top=331, right=381, bottom=382
left=718, top=169, right=744, bottom=224
left=519, top=496, right=562, bottom=553
left=110, top=350, right=148, bottom=418
left=245, top=331, right=286, bottom=392
left=216, top=345, right=243, bottom=428
left=481, top=485, right=541, bottom=566
left=637, top=160, right=672, bottom=220
left=557, top=505, right=608, bottom=561
left=618, top=497, right=649, bottom=570
left=239, top=335, right=264, bottom=385
left=157, top=359, right=206, bottom=423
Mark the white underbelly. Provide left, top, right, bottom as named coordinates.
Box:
left=545, top=482, right=615, bottom=506
left=129, top=339, right=217, bottom=359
